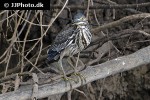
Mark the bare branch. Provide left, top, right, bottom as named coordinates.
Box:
left=91, top=13, right=150, bottom=33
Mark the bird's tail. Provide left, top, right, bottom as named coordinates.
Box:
left=47, top=50, right=59, bottom=61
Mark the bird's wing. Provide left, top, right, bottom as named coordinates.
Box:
left=50, top=26, right=77, bottom=52
left=47, top=25, right=78, bottom=61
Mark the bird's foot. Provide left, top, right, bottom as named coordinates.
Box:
left=62, top=75, right=73, bottom=81
left=62, top=74, right=74, bottom=89
left=72, top=72, right=86, bottom=84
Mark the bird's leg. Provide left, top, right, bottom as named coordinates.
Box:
left=73, top=52, right=86, bottom=83
left=59, top=54, right=75, bottom=89
left=58, top=58, right=67, bottom=79
left=58, top=51, right=69, bottom=80
left=59, top=53, right=73, bottom=82
left=66, top=55, right=78, bottom=72
left=58, top=58, right=74, bottom=89
left=78, top=58, right=85, bottom=67
left=75, top=52, right=80, bottom=72
left=67, top=57, right=75, bottom=70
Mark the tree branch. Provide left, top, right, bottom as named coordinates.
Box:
left=0, top=45, right=150, bottom=100
left=91, top=13, right=150, bottom=33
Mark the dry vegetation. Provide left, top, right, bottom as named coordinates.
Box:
left=0, top=0, right=150, bottom=100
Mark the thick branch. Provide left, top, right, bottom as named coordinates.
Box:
left=0, top=45, right=150, bottom=100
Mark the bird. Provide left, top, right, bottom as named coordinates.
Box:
left=47, top=11, right=92, bottom=79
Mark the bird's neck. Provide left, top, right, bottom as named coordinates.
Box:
left=73, top=21, right=88, bottom=26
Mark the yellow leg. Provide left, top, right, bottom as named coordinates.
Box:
left=59, top=58, right=74, bottom=89
left=58, top=58, right=68, bottom=80
left=73, top=52, right=86, bottom=83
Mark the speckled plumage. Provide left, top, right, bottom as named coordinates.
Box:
left=47, top=12, right=92, bottom=61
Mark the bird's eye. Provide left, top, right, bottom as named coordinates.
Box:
left=80, top=17, right=84, bottom=20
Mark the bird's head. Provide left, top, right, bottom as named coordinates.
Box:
left=73, top=12, right=88, bottom=25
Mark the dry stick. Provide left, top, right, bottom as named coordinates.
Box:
left=87, top=42, right=112, bottom=66
left=41, top=0, right=69, bottom=36
left=21, top=11, right=39, bottom=73
left=0, top=56, right=7, bottom=64
left=0, top=10, right=19, bottom=23
left=0, top=72, right=32, bottom=83
left=0, top=10, right=20, bottom=60
left=90, top=29, right=149, bottom=48
left=0, top=55, right=47, bottom=78
left=0, top=11, right=7, bottom=31
left=0, top=10, right=7, bottom=16
left=22, top=11, right=40, bottom=64
left=30, top=11, right=44, bottom=72
left=91, top=13, right=150, bottom=34
left=17, top=10, right=31, bottom=72
left=50, top=2, right=150, bottom=9
left=2, top=11, right=24, bottom=77
left=122, top=29, right=150, bottom=37
left=86, top=0, right=90, bottom=19
left=1, top=45, right=150, bottom=100
left=18, top=10, right=31, bottom=36
left=13, top=47, right=45, bottom=75
left=34, top=11, right=44, bottom=65
left=20, top=11, right=41, bottom=70
left=74, top=89, right=89, bottom=99
left=91, top=0, right=100, bottom=26
left=20, top=11, right=39, bottom=73
left=15, top=12, right=48, bottom=27
left=4, top=48, right=12, bottom=77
